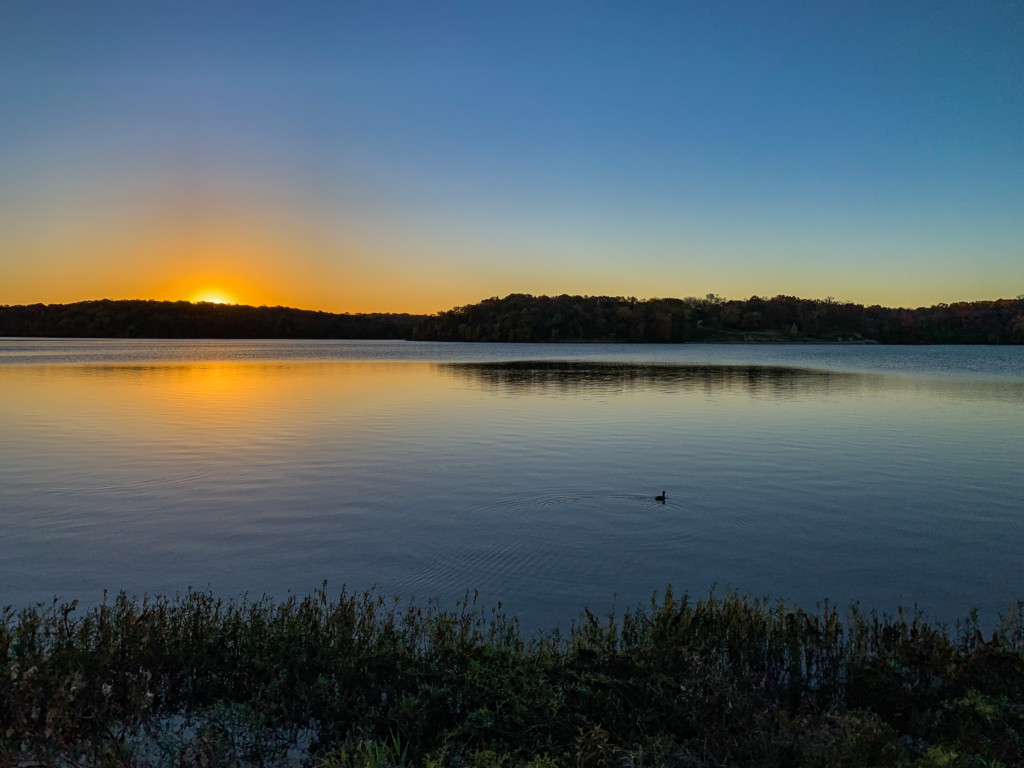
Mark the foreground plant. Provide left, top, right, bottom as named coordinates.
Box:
left=1, top=586, right=1022, bottom=767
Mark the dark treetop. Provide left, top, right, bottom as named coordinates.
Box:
left=0, top=299, right=425, bottom=339
left=412, top=293, right=1024, bottom=344
left=3, top=294, right=1024, bottom=342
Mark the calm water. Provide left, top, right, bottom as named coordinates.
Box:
left=1, top=339, right=1022, bottom=632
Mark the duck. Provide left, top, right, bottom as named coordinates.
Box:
left=655, top=490, right=666, bottom=502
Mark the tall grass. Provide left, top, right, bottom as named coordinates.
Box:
left=2, top=586, right=1022, bottom=767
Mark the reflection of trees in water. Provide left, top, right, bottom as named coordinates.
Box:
left=442, top=361, right=861, bottom=397
left=443, top=362, right=1024, bottom=402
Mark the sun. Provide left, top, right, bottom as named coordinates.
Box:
left=192, top=290, right=237, bottom=305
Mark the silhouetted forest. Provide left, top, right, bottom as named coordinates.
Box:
left=4, top=294, right=1024, bottom=343
left=0, top=300, right=424, bottom=339
left=412, top=293, right=1024, bottom=344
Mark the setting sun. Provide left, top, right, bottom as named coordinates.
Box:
left=192, top=290, right=237, bottom=305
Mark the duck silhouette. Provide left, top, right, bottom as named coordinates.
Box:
left=655, top=490, right=666, bottom=503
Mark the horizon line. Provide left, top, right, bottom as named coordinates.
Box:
left=4, top=292, right=1024, bottom=316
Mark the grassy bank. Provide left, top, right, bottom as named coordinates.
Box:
left=2, top=587, right=1023, bottom=767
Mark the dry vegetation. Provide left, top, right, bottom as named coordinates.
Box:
left=3, top=586, right=1023, bottom=767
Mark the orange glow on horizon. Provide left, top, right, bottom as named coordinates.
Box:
left=191, top=290, right=238, bottom=305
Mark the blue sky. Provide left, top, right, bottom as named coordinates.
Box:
left=2, top=0, right=1021, bottom=311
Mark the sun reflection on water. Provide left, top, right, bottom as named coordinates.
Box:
left=1, top=347, right=1022, bottom=634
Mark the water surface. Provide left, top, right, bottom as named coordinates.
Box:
left=1, top=339, right=1021, bottom=631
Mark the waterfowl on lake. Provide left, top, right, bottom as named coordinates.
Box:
left=655, top=490, right=666, bottom=502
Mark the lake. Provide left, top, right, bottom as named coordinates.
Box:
left=1, top=339, right=1022, bottom=632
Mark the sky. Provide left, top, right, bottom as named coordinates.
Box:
left=1, top=1, right=1021, bottom=313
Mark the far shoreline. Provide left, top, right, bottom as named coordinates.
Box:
left=3, top=294, right=1023, bottom=344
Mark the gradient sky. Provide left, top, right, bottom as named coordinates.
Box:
left=2, top=1, right=1021, bottom=313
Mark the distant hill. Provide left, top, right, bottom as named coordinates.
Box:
left=0, top=300, right=425, bottom=339
left=4, top=294, right=1024, bottom=343
left=411, top=293, right=1024, bottom=344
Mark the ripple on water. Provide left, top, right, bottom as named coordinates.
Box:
left=389, top=488, right=715, bottom=599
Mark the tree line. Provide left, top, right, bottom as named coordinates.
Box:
left=0, top=299, right=424, bottom=339
left=412, top=293, right=1024, bottom=344
left=2, top=294, right=1023, bottom=343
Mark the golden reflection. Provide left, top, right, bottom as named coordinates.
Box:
left=0, top=361, right=456, bottom=439
left=135, top=361, right=445, bottom=414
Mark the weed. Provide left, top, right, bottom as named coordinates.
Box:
left=1, top=586, right=1022, bottom=767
